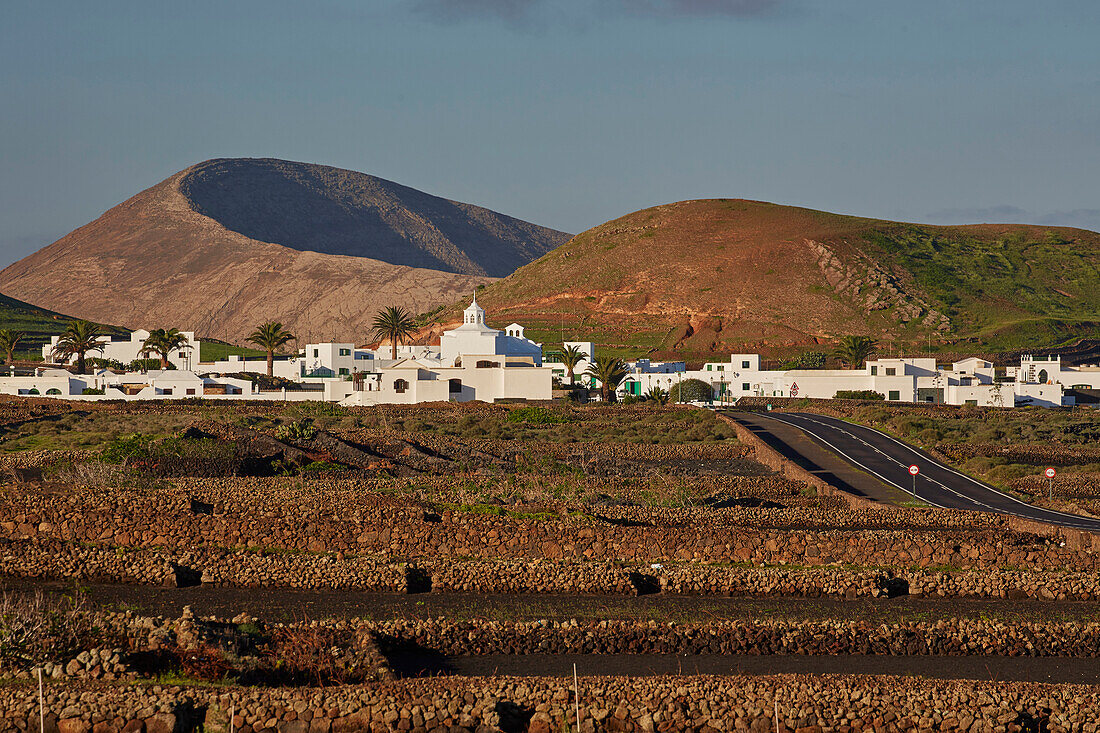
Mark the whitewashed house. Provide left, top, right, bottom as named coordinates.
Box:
left=546, top=341, right=595, bottom=385
left=44, top=329, right=200, bottom=370
left=342, top=298, right=553, bottom=406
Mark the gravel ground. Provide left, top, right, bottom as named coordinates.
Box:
left=7, top=579, right=1100, bottom=624
left=432, top=654, right=1100, bottom=685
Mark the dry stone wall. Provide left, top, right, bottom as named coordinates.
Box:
left=7, top=537, right=1100, bottom=601
left=0, top=674, right=1095, bottom=732
left=0, top=482, right=1081, bottom=571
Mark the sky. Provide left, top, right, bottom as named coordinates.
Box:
left=1, top=0, right=1099, bottom=267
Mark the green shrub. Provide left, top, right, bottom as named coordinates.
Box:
left=670, top=379, right=714, bottom=403
left=783, top=351, right=827, bottom=369
left=834, top=390, right=885, bottom=401
left=99, top=433, right=242, bottom=477
left=300, top=460, right=346, bottom=474
left=81, top=387, right=106, bottom=395
left=505, top=406, right=567, bottom=424
left=127, top=358, right=171, bottom=371
left=276, top=419, right=317, bottom=442
left=100, top=433, right=155, bottom=464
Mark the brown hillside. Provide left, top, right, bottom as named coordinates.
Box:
left=445, top=199, right=1100, bottom=359
left=0, top=158, right=570, bottom=343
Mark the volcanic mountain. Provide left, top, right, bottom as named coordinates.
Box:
left=441, top=199, right=1100, bottom=360
left=0, top=158, right=570, bottom=343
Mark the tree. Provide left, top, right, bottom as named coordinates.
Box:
left=141, top=328, right=191, bottom=370
left=0, top=329, right=24, bottom=364
left=670, top=378, right=714, bottom=403
left=370, top=306, right=417, bottom=361
left=248, top=322, right=296, bottom=378
left=51, top=320, right=106, bottom=375
left=833, top=335, right=879, bottom=369
left=645, top=386, right=670, bottom=405
left=558, top=345, right=586, bottom=385
left=583, top=355, right=628, bottom=402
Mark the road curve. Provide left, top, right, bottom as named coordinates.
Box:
left=728, top=410, right=1100, bottom=532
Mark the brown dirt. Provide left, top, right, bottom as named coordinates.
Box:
left=0, top=158, right=569, bottom=343
left=436, top=199, right=1100, bottom=358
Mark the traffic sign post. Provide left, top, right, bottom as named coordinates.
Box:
left=908, top=464, right=919, bottom=494
left=1045, top=467, right=1056, bottom=499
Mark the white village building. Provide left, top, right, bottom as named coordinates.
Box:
left=0, top=367, right=254, bottom=401
left=341, top=298, right=553, bottom=406
left=616, top=352, right=1098, bottom=408
left=545, top=341, right=595, bottom=385
left=44, top=330, right=200, bottom=370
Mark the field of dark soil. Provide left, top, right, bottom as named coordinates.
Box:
left=2, top=398, right=1100, bottom=731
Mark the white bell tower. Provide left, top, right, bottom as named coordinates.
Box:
left=464, top=295, right=486, bottom=326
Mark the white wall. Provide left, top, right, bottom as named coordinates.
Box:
left=45, top=329, right=200, bottom=370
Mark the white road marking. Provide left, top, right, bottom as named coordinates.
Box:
left=768, top=412, right=1100, bottom=531
left=801, top=413, right=1100, bottom=530
left=758, top=413, right=948, bottom=509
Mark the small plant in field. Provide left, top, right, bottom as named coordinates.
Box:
left=276, top=419, right=317, bottom=442
left=506, top=406, right=567, bottom=425
left=0, top=591, right=93, bottom=667
left=171, top=642, right=232, bottom=682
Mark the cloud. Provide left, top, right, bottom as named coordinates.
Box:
left=926, top=206, right=1100, bottom=233
left=409, top=0, right=785, bottom=25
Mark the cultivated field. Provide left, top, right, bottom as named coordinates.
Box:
left=2, top=397, right=1100, bottom=731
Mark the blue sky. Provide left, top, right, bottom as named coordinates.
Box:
left=1, top=0, right=1098, bottom=266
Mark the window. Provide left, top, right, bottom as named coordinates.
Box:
left=476, top=360, right=499, bottom=368
left=706, top=365, right=712, bottom=371
left=717, top=365, right=724, bottom=371
left=885, top=367, right=896, bottom=376
left=162, top=388, right=173, bottom=395
left=742, top=361, right=750, bottom=369
left=965, top=399, right=978, bottom=406
left=45, top=388, right=61, bottom=395
left=186, top=388, right=196, bottom=396
left=742, top=383, right=750, bottom=391
left=1038, top=369, right=1048, bottom=383
left=339, top=348, right=351, bottom=356
left=394, top=379, right=408, bottom=394
left=449, top=378, right=462, bottom=394
left=870, top=366, right=878, bottom=376
left=338, top=368, right=349, bottom=376
left=888, top=390, right=900, bottom=400
left=313, top=349, right=319, bottom=358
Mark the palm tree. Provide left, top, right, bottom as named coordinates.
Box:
left=141, top=328, right=192, bottom=370
left=51, top=320, right=106, bottom=374
left=558, top=344, right=586, bottom=385
left=645, top=386, right=670, bottom=405
left=0, top=329, right=24, bottom=365
left=833, top=335, right=879, bottom=369
left=584, top=355, right=629, bottom=403
left=248, top=322, right=296, bottom=378
left=370, top=306, right=417, bottom=361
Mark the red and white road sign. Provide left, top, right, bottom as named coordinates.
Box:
left=908, top=465, right=920, bottom=476
left=1045, top=467, right=1057, bottom=479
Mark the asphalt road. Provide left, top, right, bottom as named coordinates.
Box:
left=727, top=410, right=1100, bottom=532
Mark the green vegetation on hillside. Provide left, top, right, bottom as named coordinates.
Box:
left=865, top=226, right=1100, bottom=346
left=0, top=293, right=127, bottom=354
left=199, top=339, right=267, bottom=363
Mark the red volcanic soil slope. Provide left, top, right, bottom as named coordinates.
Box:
left=439, top=199, right=1100, bottom=360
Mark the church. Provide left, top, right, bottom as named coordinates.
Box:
left=439, top=296, right=544, bottom=367
left=342, top=297, right=552, bottom=405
